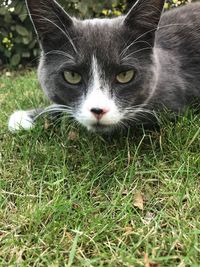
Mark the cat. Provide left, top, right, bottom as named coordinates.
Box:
left=8, top=0, right=200, bottom=133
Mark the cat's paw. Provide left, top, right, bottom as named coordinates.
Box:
left=8, top=111, right=35, bottom=132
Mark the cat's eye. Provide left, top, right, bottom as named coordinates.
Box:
left=63, top=71, right=82, bottom=85
left=116, top=70, right=135, bottom=84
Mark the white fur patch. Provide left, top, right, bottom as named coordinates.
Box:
left=76, top=56, right=123, bottom=129
left=82, top=17, right=121, bottom=27
left=8, top=111, right=35, bottom=132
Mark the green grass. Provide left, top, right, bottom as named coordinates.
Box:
left=0, top=71, right=200, bottom=266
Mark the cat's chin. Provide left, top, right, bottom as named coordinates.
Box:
left=86, top=123, right=115, bottom=133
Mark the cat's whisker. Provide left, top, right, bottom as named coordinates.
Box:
left=134, top=110, right=160, bottom=124
left=122, top=105, right=149, bottom=111
left=46, top=104, right=74, bottom=110
left=34, top=107, right=74, bottom=121
left=123, top=106, right=160, bottom=124
left=124, top=106, right=154, bottom=114
left=119, top=102, right=149, bottom=109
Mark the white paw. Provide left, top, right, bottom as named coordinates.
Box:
left=8, top=111, right=35, bottom=132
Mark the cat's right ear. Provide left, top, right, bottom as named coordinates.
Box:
left=26, top=0, right=73, bottom=47
left=124, top=0, right=165, bottom=32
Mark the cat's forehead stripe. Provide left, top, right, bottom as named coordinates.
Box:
left=90, top=55, right=102, bottom=90
left=80, top=17, right=122, bottom=27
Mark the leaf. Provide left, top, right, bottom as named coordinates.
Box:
left=10, top=53, right=21, bottom=66
left=22, top=52, right=31, bottom=58
left=123, top=226, right=134, bottom=236
left=143, top=212, right=155, bottom=225
left=5, top=72, right=11, bottom=77
left=144, top=253, right=160, bottom=267
left=15, top=36, right=22, bottom=44
left=19, top=5, right=28, bottom=21
left=68, top=130, right=79, bottom=141
left=22, top=37, right=31, bottom=45
left=133, top=191, right=144, bottom=210
left=16, top=25, right=29, bottom=36
left=0, top=7, right=6, bottom=15
left=0, top=83, right=5, bottom=88
left=28, top=40, right=37, bottom=49
left=14, top=1, right=24, bottom=15
left=44, top=119, right=51, bottom=129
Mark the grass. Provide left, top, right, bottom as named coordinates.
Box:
left=0, top=71, right=200, bottom=266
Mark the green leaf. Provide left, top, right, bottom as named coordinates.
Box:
left=22, top=52, right=31, bottom=58
left=0, top=7, right=6, bottom=15
left=33, top=49, right=40, bottom=57
left=10, top=53, right=21, bottom=66
left=16, top=25, right=29, bottom=36
left=14, top=36, right=22, bottom=44
left=5, top=50, right=11, bottom=58
left=19, top=5, right=28, bottom=22
left=28, top=40, right=37, bottom=49
left=14, top=1, right=23, bottom=15
left=22, top=37, right=30, bottom=45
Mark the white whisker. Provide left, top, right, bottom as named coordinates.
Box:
left=44, top=50, right=75, bottom=61
left=33, top=105, right=74, bottom=121
left=120, top=40, right=153, bottom=58
left=121, top=47, right=152, bottom=62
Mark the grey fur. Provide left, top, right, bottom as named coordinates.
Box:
left=15, top=0, right=200, bottom=132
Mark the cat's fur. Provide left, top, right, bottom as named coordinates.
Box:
left=8, top=0, right=200, bottom=132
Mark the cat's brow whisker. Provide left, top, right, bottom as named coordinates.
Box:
left=121, top=47, right=152, bottom=61
left=45, top=50, right=75, bottom=61
left=120, top=40, right=153, bottom=58
left=129, top=22, right=197, bottom=52
left=53, top=10, right=75, bottom=52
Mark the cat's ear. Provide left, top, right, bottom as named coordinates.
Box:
left=124, top=0, right=165, bottom=31
left=26, top=0, right=73, bottom=47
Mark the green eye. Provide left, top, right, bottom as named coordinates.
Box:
left=116, top=70, right=135, bottom=84
left=63, top=71, right=82, bottom=85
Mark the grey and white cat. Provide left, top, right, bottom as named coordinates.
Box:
left=8, top=0, right=200, bottom=133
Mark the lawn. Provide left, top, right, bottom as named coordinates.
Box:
left=0, top=71, right=200, bottom=266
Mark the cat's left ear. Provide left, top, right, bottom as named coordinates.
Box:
left=26, top=0, right=74, bottom=49
left=124, top=0, right=165, bottom=31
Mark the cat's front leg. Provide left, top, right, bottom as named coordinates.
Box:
left=8, top=108, right=44, bottom=132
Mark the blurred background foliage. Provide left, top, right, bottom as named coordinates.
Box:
left=0, top=0, right=193, bottom=67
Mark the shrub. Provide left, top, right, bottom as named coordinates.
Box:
left=0, top=0, right=189, bottom=68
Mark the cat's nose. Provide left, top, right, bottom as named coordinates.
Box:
left=90, top=108, right=108, bottom=120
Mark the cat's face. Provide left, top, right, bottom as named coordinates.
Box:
left=26, top=0, right=165, bottom=132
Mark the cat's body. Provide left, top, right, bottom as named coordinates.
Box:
left=153, top=4, right=200, bottom=111
left=8, top=0, right=200, bottom=133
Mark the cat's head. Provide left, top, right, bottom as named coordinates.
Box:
left=26, top=0, right=165, bottom=132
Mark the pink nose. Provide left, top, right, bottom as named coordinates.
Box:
left=90, top=108, right=108, bottom=120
